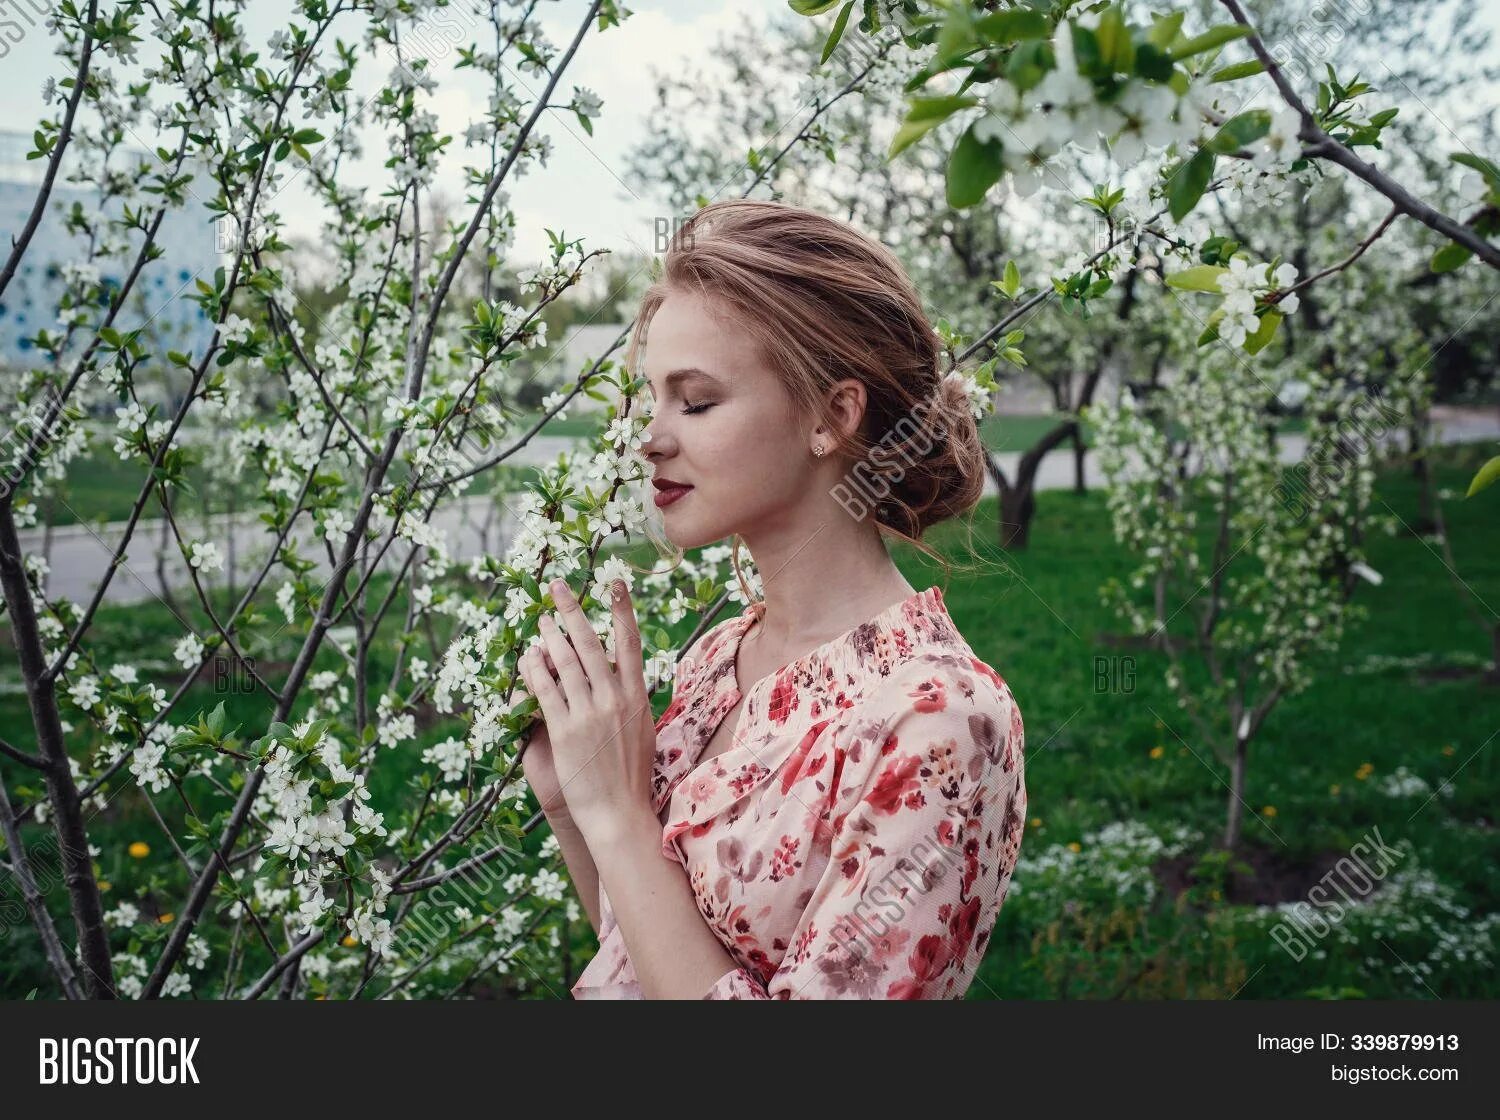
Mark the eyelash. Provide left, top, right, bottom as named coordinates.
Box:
left=680, top=401, right=714, bottom=415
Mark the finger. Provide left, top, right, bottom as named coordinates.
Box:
left=537, top=612, right=590, bottom=703
left=548, top=578, right=613, bottom=685
left=608, top=579, right=650, bottom=708
left=518, top=645, right=564, bottom=727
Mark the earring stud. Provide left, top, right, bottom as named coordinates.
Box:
left=813, top=444, right=825, bottom=457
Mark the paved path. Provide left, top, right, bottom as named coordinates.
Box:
left=18, top=411, right=1497, bottom=608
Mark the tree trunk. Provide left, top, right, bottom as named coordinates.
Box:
left=1409, top=419, right=1438, bottom=535
left=1223, top=736, right=1249, bottom=851
left=0, top=506, right=115, bottom=997
left=987, top=419, right=1076, bottom=551
left=1071, top=425, right=1087, bottom=492
left=999, top=484, right=1036, bottom=550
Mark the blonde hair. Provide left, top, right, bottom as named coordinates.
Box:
left=626, top=199, right=990, bottom=601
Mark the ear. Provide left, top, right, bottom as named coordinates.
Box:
left=819, top=377, right=868, bottom=445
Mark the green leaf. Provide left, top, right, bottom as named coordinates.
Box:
left=1070, top=24, right=1103, bottom=78
left=1168, top=148, right=1215, bottom=220
left=1450, top=152, right=1500, bottom=189
left=1196, top=307, right=1225, bottom=346
left=1134, top=43, right=1174, bottom=82
left=1095, top=7, right=1135, bottom=73
left=820, top=1, right=855, bottom=63
left=1148, top=11, right=1185, bottom=49
left=788, top=0, right=841, bottom=14
left=1000, top=259, right=1022, bottom=298
left=1170, top=24, right=1253, bottom=61
left=1243, top=309, right=1283, bottom=355
left=976, top=9, right=1049, bottom=43
left=889, top=95, right=978, bottom=158
left=1209, top=58, right=1265, bottom=83
left=1006, top=38, right=1055, bottom=90
left=1430, top=242, right=1473, bottom=273
left=1207, top=109, right=1270, bottom=153
left=946, top=123, right=1004, bottom=209
left=1466, top=455, right=1500, bottom=498
left=1165, top=264, right=1229, bottom=292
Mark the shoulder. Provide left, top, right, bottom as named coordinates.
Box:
left=834, top=650, right=1024, bottom=805
left=855, top=648, right=1021, bottom=735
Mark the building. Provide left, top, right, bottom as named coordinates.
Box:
left=0, top=129, right=220, bottom=379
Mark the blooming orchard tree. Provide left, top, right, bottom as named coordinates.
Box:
left=665, top=1, right=1499, bottom=550
left=1088, top=330, right=1425, bottom=849
left=0, top=0, right=879, bottom=1000
left=785, top=0, right=1497, bottom=846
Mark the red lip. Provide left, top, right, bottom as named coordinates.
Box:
left=652, top=479, right=693, bottom=508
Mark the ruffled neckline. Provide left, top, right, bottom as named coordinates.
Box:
left=652, top=582, right=962, bottom=840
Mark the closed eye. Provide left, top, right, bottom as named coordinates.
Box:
left=680, top=401, right=714, bottom=415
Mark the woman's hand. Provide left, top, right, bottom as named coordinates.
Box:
left=515, top=577, right=658, bottom=840
left=518, top=717, right=575, bottom=830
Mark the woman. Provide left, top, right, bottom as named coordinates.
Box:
left=516, top=200, right=1027, bottom=999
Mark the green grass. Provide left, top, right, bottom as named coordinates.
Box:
left=912, top=443, right=1498, bottom=999
left=979, top=413, right=1092, bottom=451
left=2, top=446, right=1495, bottom=998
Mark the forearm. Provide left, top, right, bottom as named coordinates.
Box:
left=580, top=809, right=741, bottom=999
left=544, top=812, right=602, bottom=935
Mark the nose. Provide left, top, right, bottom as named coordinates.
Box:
left=642, top=410, right=670, bottom=459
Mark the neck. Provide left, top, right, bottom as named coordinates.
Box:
left=737, top=507, right=915, bottom=651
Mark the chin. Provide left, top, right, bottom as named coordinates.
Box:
left=662, top=517, right=722, bottom=552
left=660, top=501, right=738, bottom=552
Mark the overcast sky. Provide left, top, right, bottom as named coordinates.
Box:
left=1, top=0, right=774, bottom=267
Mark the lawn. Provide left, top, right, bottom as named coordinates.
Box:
left=2, top=444, right=1495, bottom=998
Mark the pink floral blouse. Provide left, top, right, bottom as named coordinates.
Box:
left=570, top=585, right=1027, bottom=1000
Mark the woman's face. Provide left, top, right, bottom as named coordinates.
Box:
left=639, top=290, right=818, bottom=550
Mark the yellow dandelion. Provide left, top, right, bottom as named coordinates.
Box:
left=1209, top=889, right=1221, bottom=901
left=1442, top=745, right=1455, bottom=757
left=1028, top=817, right=1042, bottom=829
left=1355, top=762, right=1373, bottom=780
left=1261, top=805, right=1277, bottom=818
left=128, top=841, right=149, bottom=859
left=98, top=880, right=111, bottom=892
left=341, top=934, right=358, bottom=947
left=1067, top=841, right=1082, bottom=853
left=158, top=912, right=174, bottom=924
left=1149, top=745, right=1165, bottom=759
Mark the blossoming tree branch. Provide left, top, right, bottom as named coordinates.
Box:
left=0, top=0, right=895, bottom=999
left=791, top=0, right=1493, bottom=847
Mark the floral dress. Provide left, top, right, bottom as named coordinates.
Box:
left=570, top=585, right=1027, bottom=999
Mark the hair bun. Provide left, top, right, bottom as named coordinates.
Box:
left=630, top=199, right=990, bottom=547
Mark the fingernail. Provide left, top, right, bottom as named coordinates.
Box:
left=550, top=578, right=566, bottom=595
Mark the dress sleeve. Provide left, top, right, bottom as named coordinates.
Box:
left=700, top=658, right=1027, bottom=999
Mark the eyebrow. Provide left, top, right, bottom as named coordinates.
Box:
left=646, top=367, right=721, bottom=396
